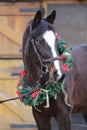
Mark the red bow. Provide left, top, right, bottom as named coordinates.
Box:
left=31, top=89, right=39, bottom=98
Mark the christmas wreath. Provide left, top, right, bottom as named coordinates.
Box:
left=16, top=33, right=73, bottom=108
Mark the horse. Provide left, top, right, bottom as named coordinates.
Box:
left=22, top=10, right=87, bottom=130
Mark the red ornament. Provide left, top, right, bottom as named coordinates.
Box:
left=31, top=89, right=39, bottom=99
left=17, top=81, right=21, bottom=87
left=20, top=70, right=26, bottom=78
left=16, top=90, right=23, bottom=100
left=63, top=64, right=69, bottom=72
left=61, top=56, right=67, bottom=61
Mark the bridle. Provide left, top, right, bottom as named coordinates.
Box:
left=30, top=36, right=61, bottom=74
left=29, top=36, right=64, bottom=92
left=28, top=22, right=61, bottom=72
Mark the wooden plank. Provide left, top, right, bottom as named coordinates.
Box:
left=11, top=123, right=37, bottom=130
left=0, top=80, right=36, bottom=123
left=0, top=2, right=40, bottom=15
left=0, top=22, right=21, bottom=46
left=0, top=122, right=37, bottom=130
left=0, top=99, right=35, bottom=123
left=12, top=128, right=37, bottom=130
left=43, top=0, right=87, bottom=4
left=0, top=103, right=24, bottom=123
left=0, top=60, right=22, bottom=68
left=0, top=63, right=22, bottom=79
left=0, top=16, right=34, bottom=47
left=0, top=76, right=35, bottom=123
left=0, top=2, right=41, bottom=125
left=0, top=122, right=11, bottom=130
left=0, top=39, right=22, bottom=56
left=0, top=72, right=21, bottom=79
left=0, top=60, right=22, bottom=79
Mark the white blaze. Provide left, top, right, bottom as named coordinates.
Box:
left=43, top=30, right=62, bottom=80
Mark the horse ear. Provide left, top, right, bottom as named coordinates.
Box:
left=46, top=10, right=56, bottom=24
left=32, top=10, right=42, bottom=29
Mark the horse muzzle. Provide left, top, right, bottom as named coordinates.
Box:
left=41, top=65, right=59, bottom=82
left=49, top=65, right=59, bottom=81
left=49, top=64, right=66, bottom=82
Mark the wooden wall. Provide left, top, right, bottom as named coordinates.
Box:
left=0, top=0, right=87, bottom=129
left=0, top=2, right=40, bottom=129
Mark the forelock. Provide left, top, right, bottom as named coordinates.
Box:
left=31, top=19, right=55, bottom=38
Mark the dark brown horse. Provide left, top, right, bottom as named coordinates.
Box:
left=22, top=10, right=87, bottom=130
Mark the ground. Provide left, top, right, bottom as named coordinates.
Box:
left=10, top=114, right=87, bottom=130
left=51, top=114, right=87, bottom=130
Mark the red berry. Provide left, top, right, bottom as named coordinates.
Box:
left=61, top=56, right=67, bottom=61
left=17, top=81, right=21, bottom=87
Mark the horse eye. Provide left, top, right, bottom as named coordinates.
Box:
left=35, top=39, right=44, bottom=45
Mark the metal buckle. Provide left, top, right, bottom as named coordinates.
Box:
left=41, top=65, right=49, bottom=74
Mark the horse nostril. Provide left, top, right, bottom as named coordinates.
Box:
left=53, top=71, right=58, bottom=81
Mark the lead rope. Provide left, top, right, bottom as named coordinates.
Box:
left=33, top=88, right=49, bottom=112
left=0, top=86, right=38, bottom=104
left=61, top=79, right=71, bottom=107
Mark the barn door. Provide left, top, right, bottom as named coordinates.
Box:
left=0, top=2, right=40, bottom=129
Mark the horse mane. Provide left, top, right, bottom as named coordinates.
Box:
left=22, top=20, right=33, bottom=58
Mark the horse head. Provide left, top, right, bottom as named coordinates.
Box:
left=22, top=10, right=63, bottom=86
